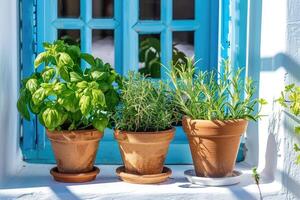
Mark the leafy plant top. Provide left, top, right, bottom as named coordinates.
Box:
left=113, top=72, right=177, bottom=132
left=17, top=40, right=120, bottom=132
left=277, top=83, right=300, bottom=163
left=169, top=59, right=267, bottom=120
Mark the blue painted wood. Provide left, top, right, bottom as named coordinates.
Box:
left=194, top=0, right=210, bottom=72
left=21, top=0, right=37, bottom=150
left=122, top=0, right=139, bottom=75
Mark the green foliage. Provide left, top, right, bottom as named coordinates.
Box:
left=252, top=167, right=263, bottom=200
left=17, top=40, right=120, bottom=132
left=277, top=83, right=300, bottom=164
left=169, top=59, right=266, bottom=120
left=113, top=72, right=177, bottom=132
left=139, top=37, right=187, bottom=78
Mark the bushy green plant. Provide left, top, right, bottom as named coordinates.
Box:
left=113, top=72, right=177, bottom=132
left=277, top=83, right=300, bottom=163
left=169, top=59, right=267, bottom=120
left=17, top=40, right=120, bottom=132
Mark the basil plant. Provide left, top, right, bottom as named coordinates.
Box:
left=17, top=40, right=120, bottom=132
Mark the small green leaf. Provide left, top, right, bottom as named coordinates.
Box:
left=70, top=72, right=83, bottom=82
left=91, top=71, right=106, bottom=81
left=32, top=87, right=46, bottom=105
left=53, top=82, right=66, bottom=94
left=42, top=107, right=60, bottom=130
left=58, top=89, right=78, bottom=112
left=17, top=96, right=30, bottom=120
left=58, top=65, right=70, bottom=81
left=258, top=98, right=268, bottom=105
left=81, top=53, right=95, bottom=66
left=76, top=81, right=88, bottom=89
left=92, top=117, right=108, bottom=132
left=25, top=79, right=39, bottom=94
left=42, top=67, right=55, bottom=82
left=58, top=52, right=74, bottom=67
left=34, top=52, right=47, bottom=68
left=79, top=95, right=91, bottom=116
left=295, top=126, right=300, bottom=135
left=91, top=89, right=106, bottom=107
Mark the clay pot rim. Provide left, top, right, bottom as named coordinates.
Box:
left=183, top=116, right=248, bottom=124
left=46, top=128, right=100, bottom=134
left=46, top=129, right=103, bottom=143
left=114, top=127, right=176, bottom=135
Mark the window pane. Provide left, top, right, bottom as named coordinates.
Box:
left=140, top=0, right=160, bottom=20
left=92, top=0, right=114, bottom=18
left=173, top=0, right=194, bottom=19
left=92, top=30, right=115, bottom=67
left=58, top=29, right=81, bottom=47
left=58, top=0, right=80, bottom=18
left=173, top=31, right=194, bottom=67
left=139, top=34, right=161, bottom=78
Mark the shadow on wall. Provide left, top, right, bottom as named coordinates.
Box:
left=259, top=53, right=300, bottom=197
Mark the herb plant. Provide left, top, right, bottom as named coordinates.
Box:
left=17, top=40, right=120, bottom=132
left=113, top=72, right=177, bottom=132
left=277, top=83, right=300, bottom=163
left=139, top=37, right=187, bottom=78
left=169, top=59, right=267, bottom=120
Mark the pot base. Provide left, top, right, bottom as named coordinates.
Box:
left=50, top=166, right=100, bottom=183
left=116, top=166, right=172, bottom=184
left=184, top=169, right=242, bottom=186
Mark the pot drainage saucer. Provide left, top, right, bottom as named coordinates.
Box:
left=50, top=166, right=100, bottom=183
left=116, top=166, right=172, bottom=184
left=184, top=169, right=243, bottom=186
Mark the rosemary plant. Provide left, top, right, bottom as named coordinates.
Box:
left=169, top=59, right=267, bottom=120
left=113, top=72, right=177, bottom=132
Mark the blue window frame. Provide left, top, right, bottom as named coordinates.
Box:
left=20, top=0, right=247, bottom=163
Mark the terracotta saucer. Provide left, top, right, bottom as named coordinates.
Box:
left=116, top=166, right=172, bottom=184
left=50, top=166, right=100, bottom=183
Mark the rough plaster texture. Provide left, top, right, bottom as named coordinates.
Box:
left=0, top=0, right=22, bottom=184
left=258, top=0, right=300, bottom=199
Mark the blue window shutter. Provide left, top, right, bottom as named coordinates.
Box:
left=20, top=0, right=38, bottom=154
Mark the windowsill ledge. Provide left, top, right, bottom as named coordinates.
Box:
left=0, top=163, right=282, bottom=200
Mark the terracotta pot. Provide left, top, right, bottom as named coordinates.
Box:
left=114, top=128, right=175, bottom=175
left=46, top=129, right=103, bottom=174
left=182, top=116, right=248, bottom=177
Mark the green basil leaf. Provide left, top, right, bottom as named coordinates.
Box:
left=79, top=95, right=91, bottom=116
left=34, top=52, right=47, bottom=68
left=42, top=107, right=60, bottom=130
left=25, top=79, right=39, bottom=94
left=58, top=52, right=74, bottom=67
left=70, top=72, right=83, bottom=82
left=76, top=81, right=88, bottom=89
left=92, top=117, right=108, bottom=132
left=91, top=89, right=105, bottom=107
left=58, top=90, right=79, bottom=112
left=17, top=96, right=30, bottom=120
left=42, top=67, right=55, bottom=82
left=32, top=87, right=46, bottom=105
left=53, top=82, right=66, bottom=94
left=59, top=65, right=70, bottom=81
left=91, top=71, right=106, bottom=81
left=81, top=53, right=95, bottom=66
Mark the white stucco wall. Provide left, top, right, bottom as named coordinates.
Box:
left=256, top=0, right=300, bottom=199
left=0, top=0, right=22, bottom=184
